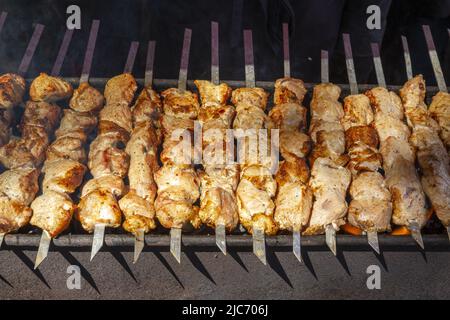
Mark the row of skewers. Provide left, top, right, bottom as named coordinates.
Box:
left=0, top=20, right=447, bottom=269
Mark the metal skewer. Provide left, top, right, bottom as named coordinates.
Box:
left=0, top=11, right=7, bottom=34
left=282, top=22, right=302, bottom=262
left=133, top=40, right=156, bottom=264
left=243, top=29, right=266, bottom=264
left=344, top=34, right=383, bottom=255
left=17, top=23, right=44, bottom=77
left=210, top=21, right=227, bottom=255
left=422, top=25, right=448, bottom=93
left=321, top=50, right=329, bottom=84
left=401, top=35, right=413, bottom=80
left=91, top=38, right=140, bottom=262
left=0, top=233, right=4, bottom=248
left=34, top=27, right=76, bottom=269
left=169, top=28, right=192, bottom=263
left=282, top=22, right=290, bottom=78
left=321, top=44, right=339, bottom=256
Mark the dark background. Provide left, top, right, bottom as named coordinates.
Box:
left=0, top=0, right=448, bottom=85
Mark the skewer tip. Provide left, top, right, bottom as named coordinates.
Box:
left=253, top=227, right=267, bottom=265
left=293, top=230, right=302, bottom=263
left=325, top=224, right=337, bottom=256
left=90, top=223, right=106, bottom=261
left=170, top=228, right=182, bottom=263
left=215, top=224, right=227, bottom=256
left=446, top=226, right=450, bottom=242
left=409, top=223, right=424, bottom=250
left=367, top=231, right=380, bottom=255
left=34, top=231, right=51, bottom=269
left=133, top=229, right=145, bottom=264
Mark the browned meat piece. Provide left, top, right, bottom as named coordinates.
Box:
left=268, top=103, right=307, bottom=132
left=274, top=159, right=312, bottom=232
left=76, top=189, right=122, bottom=232
left=194, top=80, right=232, bottom=106
left=236, top=164, right=278, bottom=235
left=365, top=86, right=404, bottom=120
left=30, top=190, right=76, bottom=237
left=429, top=91, right=450, bottom=152
left=55, top=109, right=97, bottom=138
left=279, top=130, right=311, bottom=162
left=104, top=73, right=137, bottom=106
left=154, top=164, right=200, bottom=229
left=0, top=73, right=26, bottom=109
left=304, top=157, right=351, bottom=235
left=0, top=196, right=33, bottom=234
left=29, top=73, right=73, bottom=102
left=273, top=77, right=307, bottom=105
left=161, top=88, right=199, bottom=119
left=41, top=159, right=86, bottom=194
left=69, top=82, right=104, bottom=113
left=131, top=86, right=163, bottom=143
left=348, top=172, right=392, bottom=232
left=81, top=175, right=125, bottom=197
left=0, top=168, right=39, bottom=205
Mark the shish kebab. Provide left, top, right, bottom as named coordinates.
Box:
left=340, top=35, right=391, bottom=254
left=0, top=24, right=52, bottom=247
left=303, top=49, right=351, bottom=256
left=366, top=41, right=428, bottom=248
left=234, top=30, right=278, bottom=265
left=154, top=28, right=201, bottom=263
left=32, top=20, right=103, bottom=268
left=195, top=21, right=239, bottom=255
left=77, top=42, right=140, bottom=261
left=119, top=40, right=161, bottom=263
left=419, top=26, right=450, bottom=240
left=343, top=39, right=392, bottom=252
left=271, top=23, right=312, bottom=262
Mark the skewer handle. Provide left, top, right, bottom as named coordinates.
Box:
left=342, top=33, right=358, bottom=95
left=124, top=41, right=139, bottom=74
left=243, top=29, right=256, bottom=88
left=144, top=40, right=156, bottom=87
left=51, top=29, right=74, bottom=77
left=401, top=35, right=413, bottom=80
left=422, top=25, right=448, bottom=93
left=0, top=233, right=4, bottom=248
left=321, top=50, right=329, bottom=84
left=17, top=23, right=45, bottom=76
left=370, top=42, right=386, bottom=88
left=0, top=11, right=7, bottom=35
left=178, top=28, right=192, bottom=91
left=282, top=22, right=290, bottom=78
left=211, top=21, right=219, bottom=85
left=80, top=19, right=100, bottom=83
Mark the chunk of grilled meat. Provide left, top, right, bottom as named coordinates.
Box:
left=0, top=73, right=26, bottom=109
left=236, top=164, right=278, bottom=235
left=29, top=73, right=73, bottom=102
left=399, top=75, right=449, bottom=227
left=0, top=168, right=39, bottom=205
left=273, top=77, right=307, bottom=105
left=274, top=160, right=312, bottom=232
left=104, top=73, right=137, bottom=106
left=304, top=157, right=351, bottom=235
left=429, top=91, right=450, bottom=153
left=69, top=82, right=104, bottom=114
left=131, top=86, right=163, bottom=143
